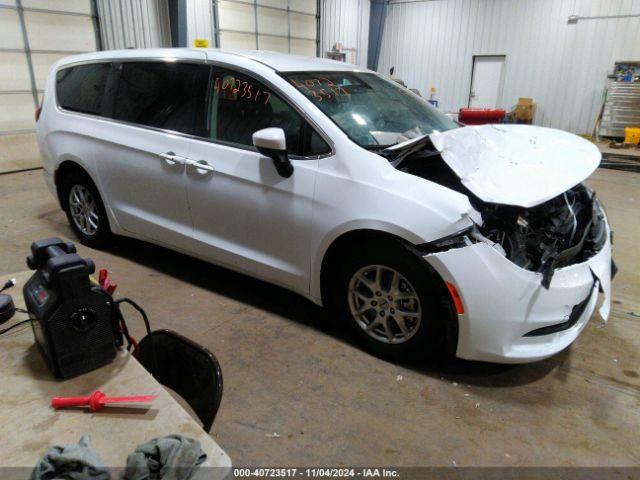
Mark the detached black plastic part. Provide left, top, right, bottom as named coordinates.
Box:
left=0, top=294, right=15, bottom=324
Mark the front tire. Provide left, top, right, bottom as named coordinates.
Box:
left=61, top=171, right=113, bottom=248
left=328, top=240, right=449, bottom=361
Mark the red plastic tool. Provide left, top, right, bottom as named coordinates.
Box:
left=98, top=268, right=117, bottom=295
left=51, top=390, right=157, bottom=412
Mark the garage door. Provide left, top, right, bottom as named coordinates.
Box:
left=0, top=0, right=99, bottom=173
left=216, top=0, right=318, bottom=56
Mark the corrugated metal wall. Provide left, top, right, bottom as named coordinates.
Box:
left=186, top=0, right=213, bottom=47
left=97, top=0, right=171, bottom=50
left=379, top=0, right=640, bottom=134
left=321, top=0, right=370, bottom=67
left=184, top=0, right=370, bottom=66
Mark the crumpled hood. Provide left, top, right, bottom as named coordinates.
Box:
left=429, top=124, right=601, bottom=208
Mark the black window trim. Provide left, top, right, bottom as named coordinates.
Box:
left=54, top=57, right=335, bottom=160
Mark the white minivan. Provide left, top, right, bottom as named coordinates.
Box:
left=37, top=48, right=613, bottom=363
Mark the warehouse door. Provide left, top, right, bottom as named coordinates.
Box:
left=215, top=0, right=318, bottom=56
left=0, top=0, right=99, bottom=173
left=469, top=55, right=505, bottom=108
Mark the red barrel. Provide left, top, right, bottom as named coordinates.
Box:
left=458, top=108, right=506, bottom=125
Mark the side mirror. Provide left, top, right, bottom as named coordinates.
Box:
left=252, top=128, right=294, bottom=178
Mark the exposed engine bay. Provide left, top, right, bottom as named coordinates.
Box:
left=477, top=184, right=607, bottom=287
left=380, top=136, right=608, bottom=288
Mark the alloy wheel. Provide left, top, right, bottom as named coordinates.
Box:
left=68, top=184, right=99, bottom=236
left=347, top=264, right=422, bottom=344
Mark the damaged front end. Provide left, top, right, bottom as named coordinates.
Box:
left=382, top=126, right=609, bottom=288
left=472, top=184, right=608, bottom=288
left=419, top=187, right=608, bottom=289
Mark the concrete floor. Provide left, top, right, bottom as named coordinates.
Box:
left=0, top=168, right=638, bottom=467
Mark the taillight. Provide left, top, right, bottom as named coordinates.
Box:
left=35, top=95, right=43, bottom=122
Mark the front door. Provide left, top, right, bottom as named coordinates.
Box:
left=469, top=55, right=506, bottom=108
left=185, top=67, right=330, bottom=293
left=94, top=59, right=209, bottom=251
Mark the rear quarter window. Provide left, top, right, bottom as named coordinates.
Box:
left=112, top=61, right=210, bottom=136
left=56, top=63, right=111, bottom=115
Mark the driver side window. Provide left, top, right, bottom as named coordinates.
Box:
left=207, top=68, right=330, bottom=157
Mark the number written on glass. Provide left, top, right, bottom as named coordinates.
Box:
left=214, top=76, right=271, bottom=104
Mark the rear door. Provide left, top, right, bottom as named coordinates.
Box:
left=185, top=67, right=330, bottom=292
left=94, top=58, right=210, bottom=250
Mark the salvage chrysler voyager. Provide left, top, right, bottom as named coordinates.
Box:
left=36, top=49, right=614, bottom=363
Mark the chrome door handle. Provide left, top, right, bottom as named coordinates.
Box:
left=186, top=159, right=215, bottom=174
left=158, top=151, right=187, bottom=166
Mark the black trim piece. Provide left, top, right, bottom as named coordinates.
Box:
left=415, top=227, right=474, bottom=255
left=523, top=288, right=593, bottom=337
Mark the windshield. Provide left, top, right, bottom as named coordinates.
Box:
left=282, top=71, right=458, bottom=148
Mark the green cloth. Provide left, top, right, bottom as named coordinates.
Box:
left=30, top=435, right=110, bottom=480
left=122, top=435, right=206, bottom=480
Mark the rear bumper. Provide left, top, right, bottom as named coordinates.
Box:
left=425, top=228, right=612, bottom=364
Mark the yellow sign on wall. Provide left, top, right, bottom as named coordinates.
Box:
left=194, top=39, right=209, bottom=48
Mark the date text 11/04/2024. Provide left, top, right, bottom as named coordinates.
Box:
left=233, top=468, right=400, bottom=478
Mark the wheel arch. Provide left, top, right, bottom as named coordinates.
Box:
left=54, top=159, right=121, bottom=236
left=316, top=227, right=459, bottom=354
left=54, top=160, right=97, bottom=208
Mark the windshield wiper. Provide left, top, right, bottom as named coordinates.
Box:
left=385, top=135, right=435, bottom=168
left=382, top=133, right=431, bottom=152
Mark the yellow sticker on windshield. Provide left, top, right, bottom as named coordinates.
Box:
left=194, top=38, right=209, bottom=48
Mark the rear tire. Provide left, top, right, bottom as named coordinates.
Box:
left=61, top=170, right=113, bottom=249
left=326, top=239, right=449, bottom=361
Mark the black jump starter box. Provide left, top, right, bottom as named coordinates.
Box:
left=23, top=238, right=121, bottom=379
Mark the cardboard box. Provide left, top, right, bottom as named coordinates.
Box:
left=514, top=97, right=536, bottom=122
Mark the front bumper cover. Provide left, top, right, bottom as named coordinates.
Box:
left=424, top=230, right=612, bottom=364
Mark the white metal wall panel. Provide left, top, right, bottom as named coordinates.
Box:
left=0, top=93, right=34, bottom=131
left=24, top=11, right=96, bottom=51
left=219, top=31, right=256, bottom=49
left=21, top=0, right=91, bottom=14
left=218, top=1, right=255, bottom=33
left=97, top=0, right=171, bottom=50
left=214, top=0, right=318, bottom=54
left=186, top=0, right=214, bottom=46
left=320, top=0, right=369, bottom=67
left=379, top=0, right=640, bottom=134
left=0, top=0, right=99, bottom=172
left=0, top=52, right=31, bottom=91
left=258, top=6, right=288, bottom=36
left=0, top=8, right=24, bottom=49
left=291, top=37, right=316, bottom=56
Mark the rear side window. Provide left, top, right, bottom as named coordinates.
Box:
left=56, top=63, right=110, bottom=115
left=113, top=62, right=210, bottom=136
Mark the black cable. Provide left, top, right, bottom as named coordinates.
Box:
left=0, top=319, right=31, bottom=336
left=0, top=278, right=16, bottom=293
left=115, top=298, right=151, bottom=335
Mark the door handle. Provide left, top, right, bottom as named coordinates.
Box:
left=158, top=151, right=187, bottom=166
left=186, top=159, right=215, bottom=174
